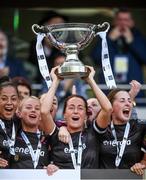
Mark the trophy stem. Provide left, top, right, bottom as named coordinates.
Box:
left=57, top=50, right=88, bottom=79
left=66, top=51, right=79, bottom=62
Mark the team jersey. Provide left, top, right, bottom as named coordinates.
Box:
left=9, top=131, right=50, bottom=169
left=49, top=121, right=103, bottom=169
left=99, top=119, right=146, bottom=168
left=0, top=117, right=21, bottom=167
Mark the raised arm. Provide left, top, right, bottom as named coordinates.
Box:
left=85, top=66, right=113, bottom=129
left=40, top=66, right=60, bottom=134
left=129, top=80, right=141, bottom=101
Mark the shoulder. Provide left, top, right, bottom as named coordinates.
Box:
left=130, top=118, right=146, bottom=125
left=130, top=119, right=146, bottom=132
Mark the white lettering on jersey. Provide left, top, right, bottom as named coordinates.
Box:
left=64, top=143, right=86, bottom=154
left=103, top=140, right=131, bottom=146
left=14, top=147, right=45, bottom=156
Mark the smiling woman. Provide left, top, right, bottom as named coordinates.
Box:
left=0, top=81, right=20, bottom=168
left=9, top=96, right=50, bottom=169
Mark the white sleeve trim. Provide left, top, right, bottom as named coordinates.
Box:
left=141, top=147, right=146, bottom=153
left=93, top=120, right=107, bottom=134
left=49, top=125, right=57, bottom=136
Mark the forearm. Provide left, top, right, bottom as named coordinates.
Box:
left=41, top=79, right=59, bottom=114
left=40, top=79, right=59, bottom=134
left=88, top=78, right=112, bottom=128
left=87, top=78, right=112, bottom=112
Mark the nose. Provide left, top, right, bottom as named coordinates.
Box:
left=6, top=98, right=12, bottom=104
left=125, top=100, right=132, bottom=107
left=30, top=107, right=36, bottom=112
left=74, top=107, right=78, bottom=113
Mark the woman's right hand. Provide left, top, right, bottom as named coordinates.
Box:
left=50, top=66, right=60, bottom=82
left=0, top=151, right=8, bottom=168
left=45, top=164, right=59, bottom=176
left=58, top=126, right=71, bottom=144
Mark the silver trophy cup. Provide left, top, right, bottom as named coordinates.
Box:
left=32, top=22, right=110, bottom=78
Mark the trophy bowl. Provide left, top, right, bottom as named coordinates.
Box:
left=32, top=22, right=110, bottom=78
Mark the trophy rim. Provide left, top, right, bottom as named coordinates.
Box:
left=45, top=22, right=96, bottom=30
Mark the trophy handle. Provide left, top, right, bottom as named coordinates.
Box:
left=32, top=24, right=50, bottom=35
left=93, top=22, right=110, bottom=36
left=32, top=24, right=64, bottom=50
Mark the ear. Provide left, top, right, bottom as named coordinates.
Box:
left=16, top=110, right=22, bottom=119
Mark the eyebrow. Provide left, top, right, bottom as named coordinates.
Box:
left=117, top=97, right=131, bottom=100
left=68, top=104, right=85, bottom=108
left=1, top=95, right=17, bottom=97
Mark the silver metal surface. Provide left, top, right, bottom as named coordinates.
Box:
left=32, top=22, right=110, bottom=78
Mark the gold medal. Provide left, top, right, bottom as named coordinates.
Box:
left=14, top=154, right=19, bottom=161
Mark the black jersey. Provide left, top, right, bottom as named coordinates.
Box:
left=99, top=119, right=146, bottom=169
left=0, top=117, right=21, bottom=166
left=50, top=125, right=100, bottom=169
left=9, top=131, right=50, bottom=169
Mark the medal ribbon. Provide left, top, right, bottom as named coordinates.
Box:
left=111, top=121, right=130, bottom=167
left=21, top=130, right=42, bottom=168
left=68, top=133, right=83, bottom=170
left=0, top=119, right=16, bottom=155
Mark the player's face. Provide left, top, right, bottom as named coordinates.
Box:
left=17, top=85, right=30, bottom=100
left=20, top=97, right=41, bottom=129
left=112, top=91, right=133, bottom=124
left=64, top=97, right=87, bottom=133
left=0, top=86, right=19, bottom=120
left=87, top=98, right=101, bottom=122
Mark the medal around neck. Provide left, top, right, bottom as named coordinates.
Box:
left=32, top=22, right=110, bottom=79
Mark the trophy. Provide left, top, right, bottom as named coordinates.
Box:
left=32, top=22, right=110, bottom=79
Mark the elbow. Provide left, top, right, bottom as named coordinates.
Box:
left=104, top=103, right=113, bottom=114
left=109, top=106, right=113, bottom=113
left=105, top=107, right=113, bottom=117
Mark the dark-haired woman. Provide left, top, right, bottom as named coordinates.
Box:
left=0, top=81, right=20, bottom=168
left=98, top=88, right=146, bottom=175
left=40, top=66, right=112, bottom=171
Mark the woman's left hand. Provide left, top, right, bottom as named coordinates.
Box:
left=83, top=66, right=95, bottom=83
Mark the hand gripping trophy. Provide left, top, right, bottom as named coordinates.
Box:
left=32, top=22, right=116, bottom=89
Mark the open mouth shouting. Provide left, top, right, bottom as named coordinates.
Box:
left=122, top=108, right=131, bottom=118
left=72, top=116, right=80, bottom=121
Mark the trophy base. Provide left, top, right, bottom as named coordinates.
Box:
left=57, top=64, right=88, bottom=79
